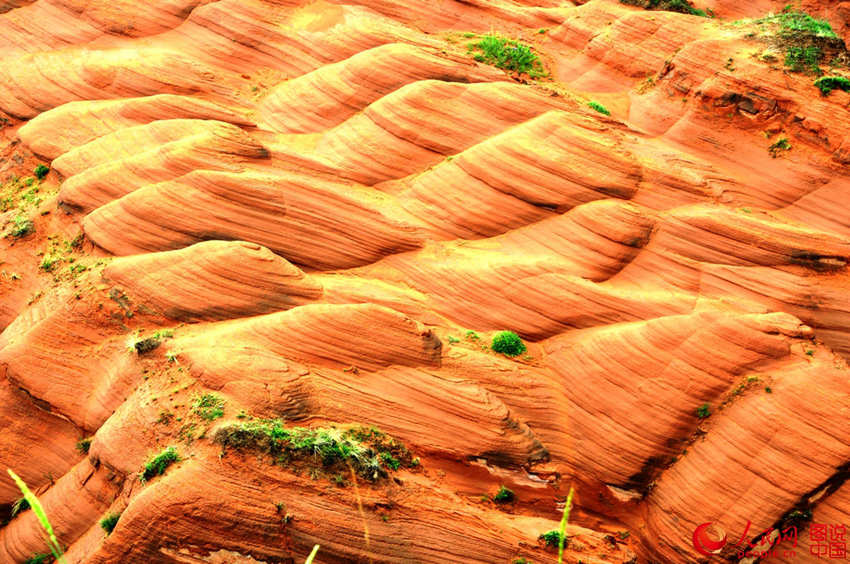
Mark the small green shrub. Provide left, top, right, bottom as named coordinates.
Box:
left=787, top=508, right=813, bottom=522
left=10, top=216, right=34, bottom=238
left=215, top=421, right=412, bottom=482
left=750, top=10, right=840, bottom=75
left=193, top=393, right=225, bottom=421
left=491, top=331, right=527, bottom=357
left=620, top=0, right=709, bottom=17
left=494, top=485, right=515, bottom=503
left=469, top=35, right=546, bottom=77
left=380, top=451, right=400, bottom=470
left=540, top=530, right=566, bottom=547
left=769, top=137, right=792, bottom=157
left=76, top=437, right=92, bottom=454
left=141, top=446, right=179, bottom=482
left=588, top=101, right=610, bottom=115
left=785, top=45, right=822, bottom=73
left=100, top=512, right=120, bottom=534
left=39, top=255, right=58, bottom=272
left=657, top=0, right=702, bottom=15
left=696, top=403, right=711, bottom=418
left=25, top=555, right=48, bottom=564
left=814, top=76, right=850, bottom=95
left=20, top=185, right=39, bottom=204
left=774, top=10, right=837, bottom=38
left=33, top=165, right=49, bottom=180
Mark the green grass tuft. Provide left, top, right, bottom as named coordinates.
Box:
left=540, top=530, right=564, bottom=547
left=491, top=331, right=527, bottom=357
left=9, top=216, right=34, bottom=238
left=214, top=421, right=412, bottom=482
left=773, top=9, right=837, bottom=38
left=469, top=35, right=546, bottom=77
left=588, top=101, right=611, bottom=115
left=39, top=255, right=58, bottom=272
left=33, top=165, right=49, bottom=180
left=620, top=0, right=710, bottom=17
left=814, top=75, right=850, bottom=95
left=493, top=485, right=515, bottom=503
left=380, top=451, right=400, bottom=470
left=100, top=512, right=120, bottom=535
left=749, top=10, right=840, bottom=75
left=769, top=137, right=792, bottom=157
left=193, top=393, right=225, bottom=421
left=696, top=403, right=711, bottom=418
left=141, top=446, right=179, bottom=482
left=785, top=45, right=822, bottom=73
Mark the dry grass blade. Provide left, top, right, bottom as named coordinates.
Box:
left=557, top=486, right=575, bottom=564
left=304, top=544, right=320, bottom=564
left=7, top=469, right=68, bottom=564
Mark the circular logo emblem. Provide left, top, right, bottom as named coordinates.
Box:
left=693, top=522, right=728, bottom=556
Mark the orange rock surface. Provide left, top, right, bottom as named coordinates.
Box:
left=1, top=0, right=849, bottom=563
